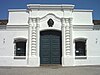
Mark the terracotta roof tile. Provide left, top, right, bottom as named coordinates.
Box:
left=0, top=20, right=8, bottom=25
left=93, top=20, right=100, bottom=25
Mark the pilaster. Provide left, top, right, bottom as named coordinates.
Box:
left=65, top=18, right=71, bottom=56
left=62, top=18, right=74, bottom=66
left=61, top=18, right=66, bottom=57
left=36, top=18, right=40, bottom=57
left=28, top=18, right=33, bottom=57
left=61, top=18, right=66, bottom=66
left=28, top=18, right=40, bottom=67
left=69, top=18, right=73, bottom=56
left=31, top=19, right=36, bottom=56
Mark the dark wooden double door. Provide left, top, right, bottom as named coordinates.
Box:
left=40, top=30, right=62, bottom=64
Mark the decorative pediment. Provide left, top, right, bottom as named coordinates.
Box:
left=40, top=13, right=61, bottom=22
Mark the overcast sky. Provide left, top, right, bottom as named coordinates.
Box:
left=0, top=0, right=100, bottom=20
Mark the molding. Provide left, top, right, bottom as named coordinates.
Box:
left=73, top=9, right=93, bottom=12
left=93, top=25, right=100, bottom=30
left=0, top=25, right=28, bottom=30
left=27, top=4, right=75, bottom=9
left=75, top=56, right=87, bottom=59
left=73, top=37, right=87, bottom=43
left=40, top=13, right=61, bottom=22
left=73, top=23, right=94, bottom=25
left=14, top=56, right=26, bottom=59
left=0, top=25, right=6, bottom=30
left=8, top=9, right=28, bottom=12
left=40, top=27, right=61, bottom=31
left=6, top=25, right=29, bottom=27
left=73, top=25, right=93, bottom=30
left=7, top=23, right=29, bottom=25
left=0, top=25, right=6, bottom=26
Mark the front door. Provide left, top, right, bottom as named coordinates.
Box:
left=40, top=30, right=62, bottom=64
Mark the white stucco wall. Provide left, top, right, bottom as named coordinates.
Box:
left=7, top=9, right=94, bottom=27
left=0, top=27, right=28, bottom=66
left=73, top=10, right=93, bottom=25
left=1, top=4, right=100, bottom=67
left=7, top=9, right=29, bottom=25
left=73, top=30, right=100, bottom=66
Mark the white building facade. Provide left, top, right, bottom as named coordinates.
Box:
left=0, top=4, right=100, bottom=67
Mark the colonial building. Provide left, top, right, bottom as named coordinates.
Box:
left=0, top=4, right=100, bottom=67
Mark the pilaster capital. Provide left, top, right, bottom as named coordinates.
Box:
left=65, top=18, right=69, bottom=23
left=36, top=17, right=40, bottom=27
left=32, top=18, right=36, bottom=23
left=61, top=18, right=66, bottom=28
left=28, top=18, right=33, bottom=25
left=61, top=18, right=66, bottom=24
left=69, top=18, right=73, bottom=24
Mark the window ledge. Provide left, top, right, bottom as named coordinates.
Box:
left=75, top=56, right=87, bottom=59
left=14, top=56, right=26, bottom=59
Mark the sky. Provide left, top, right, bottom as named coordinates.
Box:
left=0, top=0, right=100, bottom=20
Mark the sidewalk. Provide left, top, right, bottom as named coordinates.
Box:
left=0, top=66, right=100, bottom=75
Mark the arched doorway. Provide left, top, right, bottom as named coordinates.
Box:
left=40, top=30, right=62, bottom=64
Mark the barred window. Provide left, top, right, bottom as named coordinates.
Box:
left=14, top=38, right=27, bottom=56
left=75, top=38, right=87, bottom=59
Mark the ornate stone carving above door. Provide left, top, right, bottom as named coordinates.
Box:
left=47, top=18, right=54, bottom=27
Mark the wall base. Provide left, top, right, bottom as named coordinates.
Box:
left=62, top=56, right=74, bottom=66
left=28, top=56, right=40, bottom=67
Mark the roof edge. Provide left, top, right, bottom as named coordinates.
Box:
left=27, top=4, right=75, bottom=9
left=74, top=9, right=93, bottom=12
left=8, top=9, right=27, bottom=12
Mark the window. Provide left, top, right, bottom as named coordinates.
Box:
left=75, top=38, right=87, bottom=59
left=14, top=38, right=27, bottom=57
left=16, top=42, right=26, bottom=56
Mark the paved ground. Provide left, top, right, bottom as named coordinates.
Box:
left=0, top=65, right=100, bottom=75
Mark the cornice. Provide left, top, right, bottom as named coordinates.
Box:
left=6, top=25, right=28, bottom=27
left=73, top=25, right=93, bottom=30
left=0, top=25, right=28, bottom=30
left=73, top=9, right=93, bottom=12
left=27, top=4, right=75, bottom=9
left=8, top=9, right=28, bottom=12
